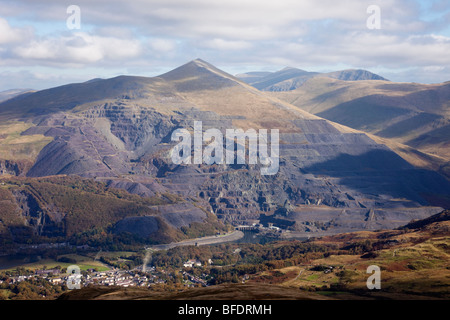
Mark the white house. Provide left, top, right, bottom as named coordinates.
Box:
left=183, top=259, right=202, bottom=268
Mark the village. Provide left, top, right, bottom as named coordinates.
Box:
left=0, top=258, right=213, bottom=293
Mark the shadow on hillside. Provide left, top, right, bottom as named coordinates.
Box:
left=315, top=95, right=411, bottom=131
left=301, top=149, right=450, bottom=208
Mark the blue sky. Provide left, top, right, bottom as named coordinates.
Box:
left=0, top=0, right=449, bottom=91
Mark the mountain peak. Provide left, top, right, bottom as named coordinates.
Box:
left=280, top=66, right=304, bottom=72
left=191, top=58, right=212, bottom=66
left=159, top=59, right=242, bottom=91
left=160, top=59, right=225, bottom=79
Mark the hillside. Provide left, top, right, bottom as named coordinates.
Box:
left=295, top=210, right=450, bottom=299
left=0, top=59, right=449, bottom=247
left=0, top=175, right=227, bottom=253
left=0, top=89, right=34, bottom=103
left=269, top=77, right=450, bottom=171
left=58, top=283, right=331, bottom=300
left=58, top=210, right=450, bottom=300
left=0, top=76, right=164, bottom=121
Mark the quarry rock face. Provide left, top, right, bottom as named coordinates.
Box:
left=2, top=59, right=450, bottom=239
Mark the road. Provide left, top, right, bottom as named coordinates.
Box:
left=147, top=230, right=244, bottom=251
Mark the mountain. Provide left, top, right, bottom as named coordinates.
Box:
left=0, top=59, right=449, bottom=249
left=0, top=89, right=34, bottom=103
left=234, top=71, right=272, bottom=84
left=269, top=77, right=450, bottom=178
left=236, top=67, right=319, bottom=91
left=236, top=67, right=388, bottom=91
left=0, top=75, right=161, bottom=120
left=323, top=69, right=388, bottom=81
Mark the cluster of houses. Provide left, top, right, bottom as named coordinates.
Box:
left=182, top=271, right=208, bottom=286
left=2, top=257, right=216, bottom=290
left=3, top=268, right=158, bottom=288
left=84, top=269, right=155, bottom=287
left=4, top=268, right=62, bottom=285
left=3, top=261, right=213, bottom=289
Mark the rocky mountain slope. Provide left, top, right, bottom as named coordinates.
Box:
left=0, top=59, right=449, bottom=246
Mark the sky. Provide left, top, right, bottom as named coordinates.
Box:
left=0, top=0, right=449, bottom=91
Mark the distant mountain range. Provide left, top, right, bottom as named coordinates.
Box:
left=0, top=59, right=449, bottom=249
left=236, top=67, right=388, bottom=91
left=237, top=66, right=450, bottom=178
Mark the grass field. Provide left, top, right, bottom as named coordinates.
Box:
left=84, top=251, right=137, bottom=259
left=0, top=121, right=53, bottom=160
left=1, top=254, right=110, bottom=272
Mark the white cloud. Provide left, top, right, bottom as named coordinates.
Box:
left=0, top=17, right=31, bottom=44
left=201, top=39, right=252, bottom=51
left=12, top=32, right=143, bottom=66
left=149, top=38, right=177, bottom=53
left=0, top=0, right=449, bottom=88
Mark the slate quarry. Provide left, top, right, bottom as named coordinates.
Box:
left=1, top=59, right=448, bottom=238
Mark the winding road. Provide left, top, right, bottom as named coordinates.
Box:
left=146, top=230, right=244, bottom=251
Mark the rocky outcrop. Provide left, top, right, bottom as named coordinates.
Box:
left=8, top=188, right=65, bottom=239
left=0, top=159, right=33, bottom=176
